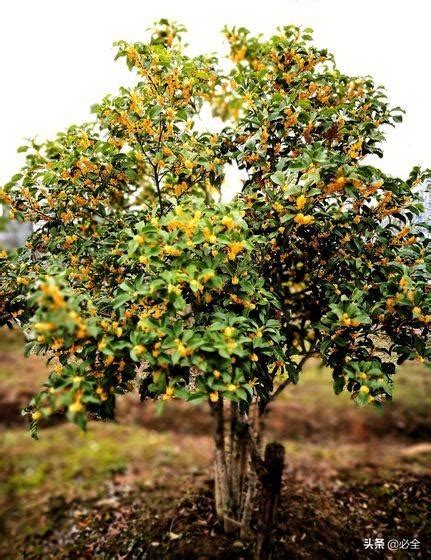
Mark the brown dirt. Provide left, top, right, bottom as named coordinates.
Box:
left=13, top=469, right=431, bottom=559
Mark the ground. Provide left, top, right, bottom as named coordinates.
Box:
left=0, top=327, right=430, bottom=559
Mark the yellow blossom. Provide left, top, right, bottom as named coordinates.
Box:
left=40, top=283, right=66, bottom=309
left=68, top=401, right=84, bottom=413
left=133, top=344, right=146, bottom=355
left=164, top=245, right=181, bottom=257
left=166, top=108, right=176, bottom=120
left=162, top=386, right=175, bottom=400
left=201, top=270, right=215, bottom=282
left=34, top=322, right=56, bottom=332
left=399, top=277, right=409, bottom=291
left=176, top=342, right=191, bottom=357
left=184, top=159, right=195, bottom=170
left=221, top=215, right=235, bottom=230
left=223, top=326, right=235, bottom=338
left=294, top=213, right=314, bottom=226
left=272, top=202, right=284, bottom=213
left=341, top=313, right=351, bottom=327
left=96, top=387, right=108, bottom=401
left=227, top=241, right=245, bottom=260
left=296, top=194, right=307, bottom=210
left=98, top=339, right=107, bottom=351
left=60, top=209, right=73, bottom=223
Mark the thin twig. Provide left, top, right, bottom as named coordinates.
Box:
left=270, top=348, right=317, bottom=402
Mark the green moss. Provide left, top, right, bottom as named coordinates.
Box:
left=0, top=368, right=12, bottom=381
left=0, top=423, right=176, bottom=501
left=6, top=464, right=47, bottom=493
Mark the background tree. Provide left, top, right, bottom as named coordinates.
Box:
left=1, top=20, right=430, bottom=557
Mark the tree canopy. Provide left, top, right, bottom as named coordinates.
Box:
left=0, top=20, right=430, bottom=438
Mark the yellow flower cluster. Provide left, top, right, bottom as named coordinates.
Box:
left=40, top=283, right=66, bottom=309
left=294, top=213, right=314, bottom=226
left=227, top=241, right=245, bottom=260
left=295, top=194, right=307, bottom=210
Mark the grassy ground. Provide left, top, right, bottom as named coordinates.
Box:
left=0, top=327, right=430, bottom=558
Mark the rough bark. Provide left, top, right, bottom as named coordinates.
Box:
left=240, top=402, right=262, bottom=538
left=240, top=469, right=258, bottom=539
left=211, top=398, right=235, bottom=533
left=230, top=404, right=250, bottom=513
left=211, top=398, right=285, bottom=547
left=254, top=443, right=285, bottom=560
left=229, top=402, right=239, bottom=508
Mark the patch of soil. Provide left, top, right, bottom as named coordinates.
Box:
left=13, top=471, right=431, bottom=560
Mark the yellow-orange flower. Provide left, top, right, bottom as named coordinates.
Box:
left=221, top=215, right=235, bottom=230
left=295, top=194, right=307, bottom=210
left=227, top=241, right=245, bottom=260
left=294, top=213, right=314, bottom=226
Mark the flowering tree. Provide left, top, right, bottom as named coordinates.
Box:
left=1, top=20, right=430, bottom=555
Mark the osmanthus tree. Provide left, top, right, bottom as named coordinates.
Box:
left=1, top=19, right=430, bottom=553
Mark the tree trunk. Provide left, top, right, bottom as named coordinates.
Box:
left=229, top=402, right=239, bottom=509
left=230, top=404, right=249, bottom=514
left=210, top=399, right=285, bottom=548
left=211, top=399, right=235, bottom=533
left=254, top=443, right=285, bottom=560
left=240, top=468, right=257, bottom=539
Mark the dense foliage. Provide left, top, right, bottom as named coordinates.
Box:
left=0, top=24, right=430, bottom=538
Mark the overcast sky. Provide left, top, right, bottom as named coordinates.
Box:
left=1, top=0, right=430, bottom=186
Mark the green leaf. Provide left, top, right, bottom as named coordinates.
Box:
left=333, top=377, right=345, bottom=395
left=270, top=171, right=285, bottom=185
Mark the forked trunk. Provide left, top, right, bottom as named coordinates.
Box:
left=210, top=397, right=285, bottom=555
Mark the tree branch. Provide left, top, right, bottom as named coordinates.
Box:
left=270, top=348, right=317, bottom=402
